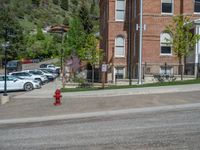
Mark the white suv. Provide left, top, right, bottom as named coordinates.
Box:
left=9, top=71, right=48, bottom=84
left=25, top=69, right=56, bottom=81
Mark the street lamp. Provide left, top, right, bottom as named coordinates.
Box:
left=48, top=25, right=69, bottom=87
left=48, top=25, right=68, bottom=73
left=1, top=27, right=14, bottom=96
left=2, top=41, right=10, bottom=96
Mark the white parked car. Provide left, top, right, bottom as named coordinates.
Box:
left=38, top=68, right=58, bottom=78
left=0, top=75, right=41, bottom=91
left=25, top=69, right=56, bottom=81
left=39, top=64, right=60, bottom=74
left=9, top=71, right=48, bottom=84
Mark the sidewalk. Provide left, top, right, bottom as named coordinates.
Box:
left=0, top=79, right=200, bottom=122
left=13, top=78, right=200, bottom=99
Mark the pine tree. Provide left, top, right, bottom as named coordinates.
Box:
left=78, top=1, right=93, bottom=34
left=52, top=0, right=59, bottom=5
left=32, top=0, right=40, bottom=7
left=60, top=0, right=68, bottom=11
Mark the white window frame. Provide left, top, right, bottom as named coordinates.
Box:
left=194, top=0, right=200, bottom=14
left=160, top=32, right=172, bottom=56
left=115, top=0, right=126, bottom=21
left=115, top=36, right=125, bottom=57
left=161, top=0, right=174, bottom=15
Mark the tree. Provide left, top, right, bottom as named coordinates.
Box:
left=52, top=0, right=59, bottom=5
left=65, top=18, right=86, bottom=57
left=24, top=27, right=56, bottom=59
left=0, top=4, right=25, bottom=65
left=79, top=34, right=104, bottom=83
left=32, top=0, right=40, bottom=7
left=60, top=0, right=69, bottom=11
left=78, top=1, right=94, bottom=34
left=166, top=15, right=200, bottom=79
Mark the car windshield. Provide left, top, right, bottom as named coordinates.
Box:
left=48, top=65, right=55, bottom=68
left=30, top=71, right=43, bottom=75
left=14, top=76, right=25, bottom=80
left=7, top=63, right=17, bottom=67
left=40, top=70, right=50, bottom=73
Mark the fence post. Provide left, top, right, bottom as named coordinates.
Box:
left=197, top=63, right=199, bottom=79
left=164, top=62, right=167, bottom=74
left=181, top=64, right=183, bottom=80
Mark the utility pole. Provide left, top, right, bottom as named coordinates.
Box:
left=138, top=0, right=143, bottom=85
left=128, top=0, right=132, bottom=85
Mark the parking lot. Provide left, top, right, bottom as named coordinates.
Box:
left=0, top=59, right=60, bottom=95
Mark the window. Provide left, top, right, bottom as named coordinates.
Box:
left=115, top=36, right=125, bottom=57
left=0, top=76, right=4, bottom=81
left=161, top=0, right=173, bottom=14
left=160, top=32, right=172, bottom=55
left=115, top=67, right=125, bottom=79
left=116, top=0, right=125, bottom=21
left=194, top=0, right=200, bottom=13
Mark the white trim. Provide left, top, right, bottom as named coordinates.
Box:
left=115, top=36, right=125, bottom=57
left=160, top=32, right=173, bottom=55
left=160, top=53, right=173, bottom=56
left=161, top=13, right=173, bottom=16
left=161, top=0, right=174, bottom=15
left=115, top=0, right=126, bottom=21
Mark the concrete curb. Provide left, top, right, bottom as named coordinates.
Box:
left=13, top=84, right=200, bottom=99
left=0, top=103, right=200, bottom=125
left=0, top=95, right=10, bottom=105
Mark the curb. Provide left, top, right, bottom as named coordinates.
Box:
left=13, top=84, right=200, bottom=99
left=0, top=103, right=200, bottom=125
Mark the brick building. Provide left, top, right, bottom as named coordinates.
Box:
left=99, top=0, right=200, bottom=82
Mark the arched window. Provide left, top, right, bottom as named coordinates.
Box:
left=160, top=32, right=172, bottom=55
left=115, top=36, right=125, bottom=57
left=116, top=0, right=125, bottom=21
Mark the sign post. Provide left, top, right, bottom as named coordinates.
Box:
left=101, top=63, right=107, bottom=89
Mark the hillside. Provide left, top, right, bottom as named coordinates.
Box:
left=0, top=0, right=99, bottom=62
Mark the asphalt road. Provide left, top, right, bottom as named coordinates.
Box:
left=0, top=104, right=199, bottom=150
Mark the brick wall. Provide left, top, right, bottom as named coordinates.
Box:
left=100, top=0, right=200, bottom=80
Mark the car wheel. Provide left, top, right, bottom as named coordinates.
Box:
left=24, top=82, right=33, bottom=91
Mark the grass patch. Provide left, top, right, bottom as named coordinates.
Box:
left=61, top=79, right=200, bottom=92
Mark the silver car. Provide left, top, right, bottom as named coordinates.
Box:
left=0, top=75, right=41, bottom=91
left=9, top=71, right=48, bottom=84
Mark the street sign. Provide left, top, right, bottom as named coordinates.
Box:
left=102, top=64, right=107, bottom=72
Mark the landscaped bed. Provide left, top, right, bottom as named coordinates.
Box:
left=61, top=79, right=200, bottom=92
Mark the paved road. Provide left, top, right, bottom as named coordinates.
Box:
left=0, top=104, right=199, bottom=150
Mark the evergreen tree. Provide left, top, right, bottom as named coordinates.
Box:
left=78, top=1, right=93, bottom=34
left=60, top=0, right=69, bottom=11
left=0, top=5, right=25, bottom=61
left=52, top=0, right=59, bottom=5
left=65, top=18, right=86, bottom=57
left=32, top=0, right=40, bottom=7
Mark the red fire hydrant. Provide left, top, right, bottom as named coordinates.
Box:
left=53, top=89, right=62, bottom=106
